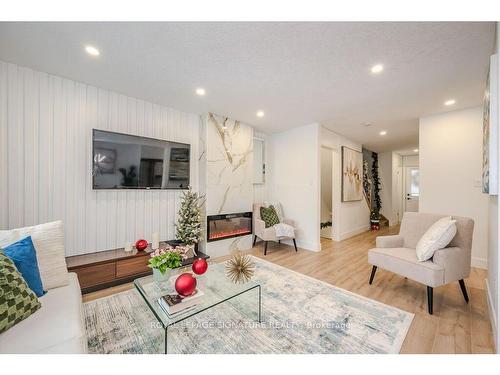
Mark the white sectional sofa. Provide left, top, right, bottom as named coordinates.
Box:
left=0, top=221, right=87, bottom=354
left=0, top=273, right=87, bottom=353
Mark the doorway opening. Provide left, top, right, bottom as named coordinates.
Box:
left=320, top=147, right=334, bottom=240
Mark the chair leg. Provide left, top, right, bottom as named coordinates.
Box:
left=427, top=286, right=433, bottom=315
left=292, top=239, right=298, bottom=252
left=369, top=266, right=377, bottom=285
left=264, top=241, right=268, bottom=256
left=458, top=279, right=469, bottom=303
left=253, top=235, right=257, bottom=247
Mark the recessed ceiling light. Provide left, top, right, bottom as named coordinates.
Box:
left=413, top=148, right=419, bottom=153
left=444, top=99, right=456, bottom=106
left=256, top=111, right=265, bottom=118
left=362, top=122, right=373, bottom=127
left=85, top=45, right=100, bottom=56
left=195, top=88, right=206, bottom=96
left=371, top=64, right=384, bottom=74
left=379, top=130, right=387, bottom=136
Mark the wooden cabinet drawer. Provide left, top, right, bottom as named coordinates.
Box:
left=116, top=256, right=150, bottom=278
left=74, top=263, right=116, bottom=288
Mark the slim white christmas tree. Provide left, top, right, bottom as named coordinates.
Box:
left=175, top=188, right=203, bottom=251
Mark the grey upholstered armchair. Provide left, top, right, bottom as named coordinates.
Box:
left=368, top=212, right=474, bottom=314
left=253, top=203, right=298, bottom=255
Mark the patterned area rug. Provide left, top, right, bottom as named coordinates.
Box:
left=84, top=256, right=413, bottom=354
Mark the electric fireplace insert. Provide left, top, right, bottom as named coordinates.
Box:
left=207, top=212, right=253, bottom=242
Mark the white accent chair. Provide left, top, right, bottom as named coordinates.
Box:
left=253, top=203, right=297, bottom=255
left=368, top=212, right=474, bottom=315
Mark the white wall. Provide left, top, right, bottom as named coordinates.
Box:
left=320, top=127, right=370, bottom=241
left=0, top=60, right=201, bottom=256
left=487, top=22, right=500, bottom=353
left=419, top=107, right=489, bottom=269
left=488, top=195, right=499, bottom=350
left=268, top=123, right=320, bottom=251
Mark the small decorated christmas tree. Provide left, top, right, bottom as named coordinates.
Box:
left=175, top=188, right=203, bottom=250
left=371, top=151, right=382, bottom=214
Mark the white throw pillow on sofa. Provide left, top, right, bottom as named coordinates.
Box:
left=416, top=216, right=457, bottom=262
left=0, top=221, right=69, bottom=290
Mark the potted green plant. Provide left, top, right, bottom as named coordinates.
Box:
left=148, top=245, right=189, bottom=283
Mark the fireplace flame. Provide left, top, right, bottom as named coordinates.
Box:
left=208, top=228, right=251, bottom=240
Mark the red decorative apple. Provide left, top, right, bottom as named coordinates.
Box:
left=175, top=273, right=197, bottom=296
left=135, top=239, right=148, bottom=251
left=192, top=258, right=208, bottom=275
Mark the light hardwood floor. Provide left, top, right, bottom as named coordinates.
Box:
left=84, top=226, right=495, bottom=354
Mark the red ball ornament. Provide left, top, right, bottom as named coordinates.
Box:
left=135, top=239, right=148, bottom=251
left=175, top=273, right=197, bottom=296
left=192, top=258, right=208, bottom=275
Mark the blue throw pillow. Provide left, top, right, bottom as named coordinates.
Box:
left=3, top=236, right=46, bottom=297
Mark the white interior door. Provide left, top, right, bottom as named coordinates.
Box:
left=404, top=167, right=419, bottom=212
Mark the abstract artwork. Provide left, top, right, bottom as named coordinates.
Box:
left=342, top=146, right=363, bottom=202
left=483, top=54, right=498, bottom=195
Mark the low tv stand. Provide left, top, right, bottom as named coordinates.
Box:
left=66, top=242, right=208, bottom=294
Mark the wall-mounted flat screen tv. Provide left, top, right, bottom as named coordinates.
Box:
left=92, top=129, right=190, bottom=190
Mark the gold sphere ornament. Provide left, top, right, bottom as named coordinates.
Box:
left=225, top=253, right=255, bottom=284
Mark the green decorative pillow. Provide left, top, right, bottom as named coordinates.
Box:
left=260, top=205, right=280, bottom=228
left=0, top=252, right=41, bottom=334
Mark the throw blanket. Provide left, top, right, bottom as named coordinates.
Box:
left=274, top=223, right=295, bottom=238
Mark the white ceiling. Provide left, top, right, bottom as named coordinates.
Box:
left=0, top=22, right=495, bottom=152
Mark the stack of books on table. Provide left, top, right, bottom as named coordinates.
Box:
left=157, top=289, right=204, bottom=317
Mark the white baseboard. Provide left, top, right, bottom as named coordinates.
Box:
left=255, top=238, right=320, bottom=252
left=471, top=257, right=488, bottom=269
left=486, top=280, right=498, bottom=353
left=338, top=224, right=370, bottom=241
left=295, top=239, right=320, bottom=252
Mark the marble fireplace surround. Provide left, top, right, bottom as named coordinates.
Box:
left=198, top=112, right=254, bottom=257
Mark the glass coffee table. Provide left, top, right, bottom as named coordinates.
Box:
left=134, top=262, right=261, bottom=354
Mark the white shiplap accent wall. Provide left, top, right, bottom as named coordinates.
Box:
left=0, top=61, right=200, bottom=256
